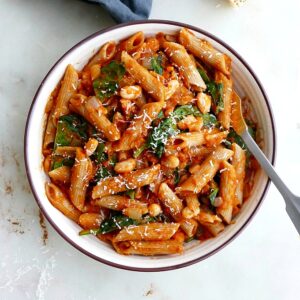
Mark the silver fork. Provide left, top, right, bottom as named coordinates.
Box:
left=232, top=94, right=300, bottom=235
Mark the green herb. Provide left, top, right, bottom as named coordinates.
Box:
left=109, top=154, right=118, bottom=166
left=202, top=113, right=218, bottom=127
left=133, top=143, right=148, bottom=158
left=125, top=189, right=135, bottom=200
left=227, top=128, right=255, bottom=165
left=197, top=68, right=224, bottom=114
left=209, top=187, right=219, bottom=206
left=150, top=55, right=163, bottom=75
left=227, top=129, right=247, bottom=151
left=206, top=82, right=224, bottom=113
left=140, top=214, right=168, bottom=224
left=52, top=157, right=75, bottom=170
left=93, top=61, right=125, bottom=100
left=157, top=110, right=164, bottom=119
left=173, top=105, right=201, bottom=119
left=79, top=229, right=99, bottom=236
left=246, top=119, right=256, bottom=140
left=197, top=68, right=210, bottom=84
left=174, top=167, right=180, bottom=185
left=93, top=166, right=112, bottom=182
left=92, top=143, right=107, bottom=163
left=147, top=116, right=179, bottom=158
left=98, top=214, right=138, bottom=234
left=185, top=236, right=195, bottom=243
left=54, top=114, right=88, bottom=149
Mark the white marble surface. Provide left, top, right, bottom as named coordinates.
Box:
left=0, top=0, right=299, bottom=299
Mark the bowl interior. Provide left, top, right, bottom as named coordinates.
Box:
left=25, top=21, right=275, bottom=271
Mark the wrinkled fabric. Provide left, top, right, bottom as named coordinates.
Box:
left=82, top=0, right=152, bottom=23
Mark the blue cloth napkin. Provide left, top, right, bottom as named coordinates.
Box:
left=82, top=0, right=152, bottom=23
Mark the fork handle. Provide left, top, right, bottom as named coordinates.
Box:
left=242, top=131, right=300, bottom=235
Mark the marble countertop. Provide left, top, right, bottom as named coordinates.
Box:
left=0, top=0, right=299, bottom=299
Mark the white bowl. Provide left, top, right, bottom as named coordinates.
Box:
left=24, top=20, right=276, bottom=271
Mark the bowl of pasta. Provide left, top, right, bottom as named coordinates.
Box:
left=25, top=20, right=276, bottom=271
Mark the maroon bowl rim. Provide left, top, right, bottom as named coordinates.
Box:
left=24, top=20, right=276, bottom=272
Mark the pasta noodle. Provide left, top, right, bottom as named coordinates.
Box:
left=42, top=28, right=258, bottom=256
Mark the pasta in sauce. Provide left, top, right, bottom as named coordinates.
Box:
left=43, top=28, right=258, bottom=256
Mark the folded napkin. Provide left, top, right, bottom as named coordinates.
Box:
left=82, top=0, right=153, bottom=23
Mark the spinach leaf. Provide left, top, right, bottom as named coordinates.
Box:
left=52, top=156, right=75, bottom=170
left=206, top=82, right=224, bottom=113
left=197, top=68, right=224, bottom=113
left=133, top=143, right=148, bottom=158
left=79, top=214, right=137, bottom=235
left=125, top=189, right=136, bottom=200
left=227, top=129, right=248, bottom=151
left=185, top=236, right=195, bottom=243
left=92, top=143, right=107, bottom=164
left=202, top=113, right=218, bottom=127
left=147, top=116, right=179, bottom=158
left=150, top=55, right=163, bottom=75
left=197, top=68, right=210, bottom=84
left=173, top=105, right=201, bottom=119
left=109, top=153, right=118, bottom=166
left=93, top=61, right=125, bottom=100
left=157, top=110, right=164, bottom=119
left=209, top=187, right=219, bottom=206
left=93, top=165, right=113, bottom=183
left=174, top=167, right=180, bottom=185
left=54, top=114, right=88, bottom=149
left=140, top=214, right=169, bottom=224
left=245, top=119, right=256, bottom=140
left=98, top=214, right=138, bottom=234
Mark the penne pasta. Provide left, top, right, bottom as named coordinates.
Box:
left=92, top=164, right=161, bottom=198
left=121, top=31, right=145, bottom=53
left=52, top=65, right=78, bottom=124
left=217, top=161, right=237, bottom=224
left=114, top=223, right=180, bottom=242
left=69, top=96, right=120, bottom=142
left=45, top=182, right=81, bottom=222
left=54, top=146, right=79, bottom=157
left=43, top=107, right=56, bottom=150
left=170, top=132, right=205, bottom=150
left=78, top=213, right=105, bottom=229
left=121, top=51, right=166, bottom=102
left=158, top=182, right=183, bottom=221
left=205, top=130, right=229, bottom=147
left=179, top=146, right=233, bottom=193
left=184, top=193, right=200, bottom=216
left=113, top=240, right=183, bottom=255
left=215, top=71, right=233, bottom=129
left=179, top=28, right=231, bottom=75
left=93, top=195, right=148, bottom=214
left=69, top=148, right=93, bottom=211
left=196, top=92, right=211, bottom=114
left=48, top=165, right=71, bottom=184
left=84, top=138, right=99, bottom=156
left=231, top=143, right=246, bottom=206
left=205, top=222, right=225, bottom=237
left=163, top=41, right=206, bottom=91
left=180, top=218, right=198, bottom=237
left=114, top=158, right=137, bottom=173
left=85, top=41, right=116, bottom=70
